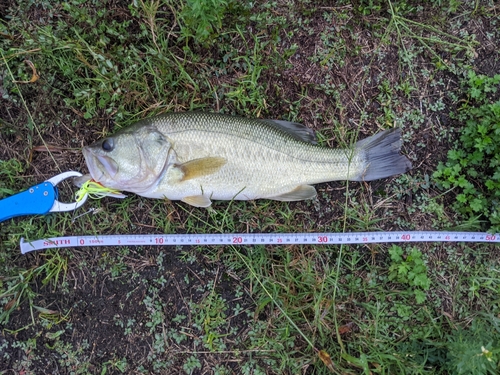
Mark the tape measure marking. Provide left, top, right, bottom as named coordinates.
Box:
left=19, top=231, right=499, bottom=254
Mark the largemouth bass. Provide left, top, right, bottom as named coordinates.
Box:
left=82, top=112, right=411, bottom=207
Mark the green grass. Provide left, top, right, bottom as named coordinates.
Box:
left=1, top=0, right=500, bottom=374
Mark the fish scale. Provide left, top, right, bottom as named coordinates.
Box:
left=149, top=113, right=361, bottom=195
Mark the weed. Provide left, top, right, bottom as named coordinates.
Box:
left=0, top=251, right=68, bottom=325
left=190, top=288, right=228, bottom=351
left=9, top=337, right=38, bottom=371
left=384, top=0, right=479, bottom=77
left=101, top=357, right=128, bottom=374
left=445, top=316, right=500, bottom=374
left=388, top=245, right=431, bottom=303
left=222, top=30, right=269, bottom=117
left=183, top=354, right=202, bottom=374
left=143, top=288, right=166, bottom=334
left=0, top=159, right=25, bottom=197
left=433, top=71, right=500, bottom=233
left=179, top=0, right=230, bottom=45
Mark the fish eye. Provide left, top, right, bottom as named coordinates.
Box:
left=101, top=138, right=114, bottom=152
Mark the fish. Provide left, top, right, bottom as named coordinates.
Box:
left=81, top=112, right=411, bottom=207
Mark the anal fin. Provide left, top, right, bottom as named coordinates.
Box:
left=269, top=185, right=317, bottom=201
left=181, top=195, right=212, bottom=207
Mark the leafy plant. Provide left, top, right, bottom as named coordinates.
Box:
left=190, top=287, right=228, bottom=351
left=388, top=245, right=431, bottom=303
left=179, top=0, right=229, bottom=45
left=445, top=316, right=500, bottom=374
left=433, top=71, right=500, bottom=233
left=183, top=355, right=202, bottom=374
left=0, top=159, right=24, bottom=197
left=0, top=251, right=68, bottom=325
left=101, top=357, right=128, bottom=374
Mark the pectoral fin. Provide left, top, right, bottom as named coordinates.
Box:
left=178, top=157, right=227, bottom=182
left=269, top=185, right=317, bottom=201
left=181, top=195, right=212, bottom=207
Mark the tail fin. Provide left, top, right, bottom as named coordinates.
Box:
left=351, top=128, right=412, bottom=181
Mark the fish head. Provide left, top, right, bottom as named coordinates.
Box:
left=82, top=125, right=173, bottom=193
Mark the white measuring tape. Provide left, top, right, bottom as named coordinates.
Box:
left=19, top=231, right=499, bottom=254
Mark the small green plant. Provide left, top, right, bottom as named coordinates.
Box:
left=0, top=159, right=24, bottom=197
left=445, top=316, right=500, bottom=374
left=191, top=288, right=228, bottom=351
left=356, top=0, right=382, bottom=16
left=388, top=245, right=431, bottom=303
left=183, top=354, right=202, bottom=374
left=101, top=357, right=128, bottom=374
left=433, top=71, right=500, bottom=233
left=179, top=0, right=229, bottom=45
left=0, top=251, right=68, bottom=325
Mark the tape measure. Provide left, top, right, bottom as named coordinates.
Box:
left=19, top=231, right=499, bottom=254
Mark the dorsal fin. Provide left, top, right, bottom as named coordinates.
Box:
left=260, top=119, right=317, bottom=144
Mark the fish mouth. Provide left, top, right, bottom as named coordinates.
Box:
left=82, top=146, right=118, bottom=183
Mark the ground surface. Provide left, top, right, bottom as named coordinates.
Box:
left=1, top=1, right=500, bottom=374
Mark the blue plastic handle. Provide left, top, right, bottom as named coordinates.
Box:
left=0, top=182, right=56, bottom=222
